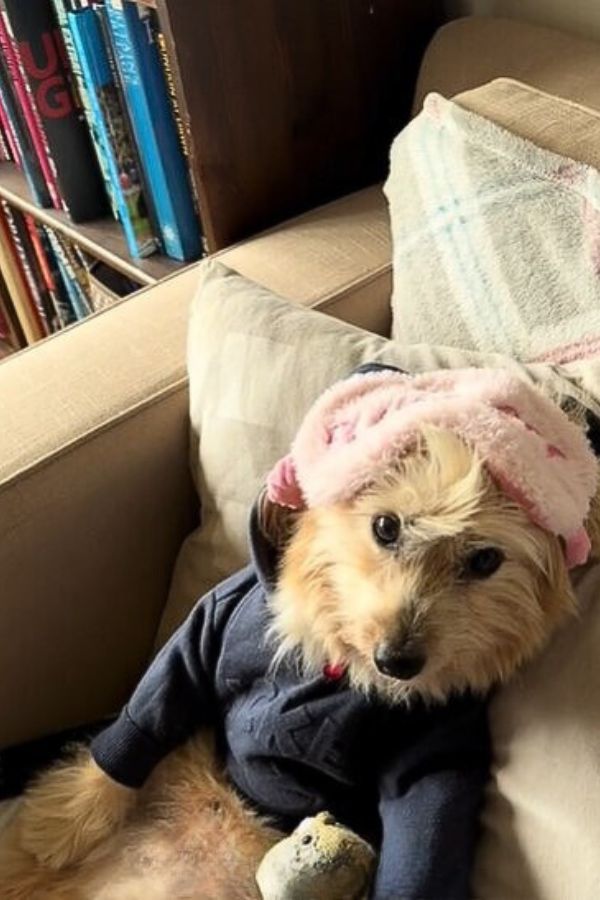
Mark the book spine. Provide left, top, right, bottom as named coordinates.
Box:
left=24, top=215, right=64, bottom=330
left=0, top=269, right=26, bottom=348
left=0, top=204, right=45, bottom=343
left=0, top=51, right=52, bottom=207
left=3, top=0, right=109, bottom=222
left=105, top=1, right=201, bottom=262
left=50, top=0, right=118, bottom=218
left=151, top=13, right=189, bottom=164
left=67, top=8, right=158, bottom=259
left=0, top=6, right=63, bottom=209
left=43, top=226, right=87, bottom=320
left=56, top=231, right=92, bottom=315
left=0, top=199, right=51, bottom=334
left=0, top=116, right=10, bottom=159
left=37, top=223, right=77, bottom=326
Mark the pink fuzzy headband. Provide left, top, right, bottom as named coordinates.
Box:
left=266, top=368, right=598, bottom=569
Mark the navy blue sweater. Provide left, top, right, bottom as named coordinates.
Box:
left=92, top=505, right=491, bottom=899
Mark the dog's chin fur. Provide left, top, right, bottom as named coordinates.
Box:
left=268, top=427, right=577, bottom=704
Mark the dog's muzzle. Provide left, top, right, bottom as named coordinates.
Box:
left=373, top=639, right=426, bottom=680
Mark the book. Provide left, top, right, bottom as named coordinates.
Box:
left=56, top=231, right=92, bottom=315
left=0, top=117, right=10, bottom=160
left=104, top=1, right=201, bottom=262
left=1, top=200, right=53, bottom=334
left=37, top=223, right=77, bottom=327
left=2, top=0, right=109, bottom=222
left=0, top=88, right=20, bottom=162
left=44, top=226, right=89, bottom=319
left=67, top=7, right=158, bottom=258
left=24, top=214, right=72, bottom=330
left=0, top=3, right=63, bottom=209
left=0, top=49, right=52, bottom=207
left=50, top=0, right=118, bottom=218
left=151, top=12, right=190, bottom=165
left=0, top=204, right=45, bottom=343
left=0, top=267, right=25, bottom=349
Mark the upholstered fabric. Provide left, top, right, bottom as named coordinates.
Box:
left=415, top=16, right=600, bottom=114
left=473, top=559, right=600, bottom=900
left=386, top=84, right=600, bottom=360
left=216, top=186, right=392, bottom=337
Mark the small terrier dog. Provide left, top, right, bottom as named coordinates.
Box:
left=1, top=367, right=598, bottom=900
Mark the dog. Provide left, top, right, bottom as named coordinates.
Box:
left=1, top=368, right=598, bottom=899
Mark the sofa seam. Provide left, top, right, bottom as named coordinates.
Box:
left=0, top=376, right=189, bottom=495
left=311, top=261, right=392, bottom=312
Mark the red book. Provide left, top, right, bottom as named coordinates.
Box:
left=0, top=9, right=63, bottom=208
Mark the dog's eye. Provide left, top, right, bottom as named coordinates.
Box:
left=464, top=547, right=504, bottom=579
left=372, top=514, right=401, bottom=547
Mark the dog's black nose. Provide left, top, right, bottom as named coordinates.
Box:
left=373, top=642, right=426, bottom=680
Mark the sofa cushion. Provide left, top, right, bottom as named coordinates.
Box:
left=385, top=79, right=600, bottom=362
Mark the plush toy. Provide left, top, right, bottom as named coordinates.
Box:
left=255, top=811, right=376, bottom=900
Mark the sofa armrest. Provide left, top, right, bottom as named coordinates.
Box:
left=216, top=185, right=393, bottom=337
left=0, top=266, right=199, bottom=748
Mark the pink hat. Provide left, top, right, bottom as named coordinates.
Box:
left=266, top=369, right=598, bottom=569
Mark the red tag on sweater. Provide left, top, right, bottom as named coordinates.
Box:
left=323, top=663, right=346, bottom=681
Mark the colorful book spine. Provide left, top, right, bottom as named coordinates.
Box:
left=0, top=205, right=45, bottom=343
left=104, top=1, right=201, bottom=262
left=0, top=117, right=9, bottom=159
left=44, top=227, right=88, bottom=319
left=24, top=215, right=71, bottom=330
left=0, top=267, right=25, bottom=349
left=0, top=200, right=51, bottom=334
left=67, top=7, right=158, bottom=259
left=0, top=51, right=51, bottom=207
left=37, top=223, right=77, bottom=326
left=2, top=0, right=109, bottom=223
left=0, top=89, right=20, bottom=162
left=50, top=0, right=118, bottom=218
left=152, top=14, right=189, bottom=164
left=0, top=4, right=63, bottom=209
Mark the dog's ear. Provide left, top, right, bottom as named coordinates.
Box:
left=536, top=531, right=577, bottom=622
left=257, top=488, right=299, bottom=550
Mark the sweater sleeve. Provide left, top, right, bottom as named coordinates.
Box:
left=372, top=695, right=491, bottom=900
left=90, top=588, right=224, bottom=789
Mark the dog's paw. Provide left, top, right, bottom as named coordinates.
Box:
left=17, top=749, right=136, bottom=870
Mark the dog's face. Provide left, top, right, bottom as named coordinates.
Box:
left=269, top=428, right=577, bottom=702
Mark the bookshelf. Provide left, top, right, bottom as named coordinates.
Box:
left=0, top=0, right=444, bottom=351
left=0, top=162, right=183, bottom=286
left=155, top=0, right=444, bottom=251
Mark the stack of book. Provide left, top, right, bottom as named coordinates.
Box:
left=0, top=0, right=203, bottom=351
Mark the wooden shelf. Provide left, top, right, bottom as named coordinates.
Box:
left=0, top=162, right=188, bottom=286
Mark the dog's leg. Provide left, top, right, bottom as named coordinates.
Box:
left=15, top=747, right=136, bottom=870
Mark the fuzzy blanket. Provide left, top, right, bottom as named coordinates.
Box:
left=385, top=86, right=600, bottom=364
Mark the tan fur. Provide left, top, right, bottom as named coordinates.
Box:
left=2, top=425, right=596, bottom=898
left=270, top=428, right=578, bottom=703
left=0, top=734, right=281, bottom=899
left=16, top=750, right=136, bottom=871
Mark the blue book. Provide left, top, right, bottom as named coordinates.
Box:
left=67, top=8, right=158, bottom=260
left=104, top=1, right=201, bottom=262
